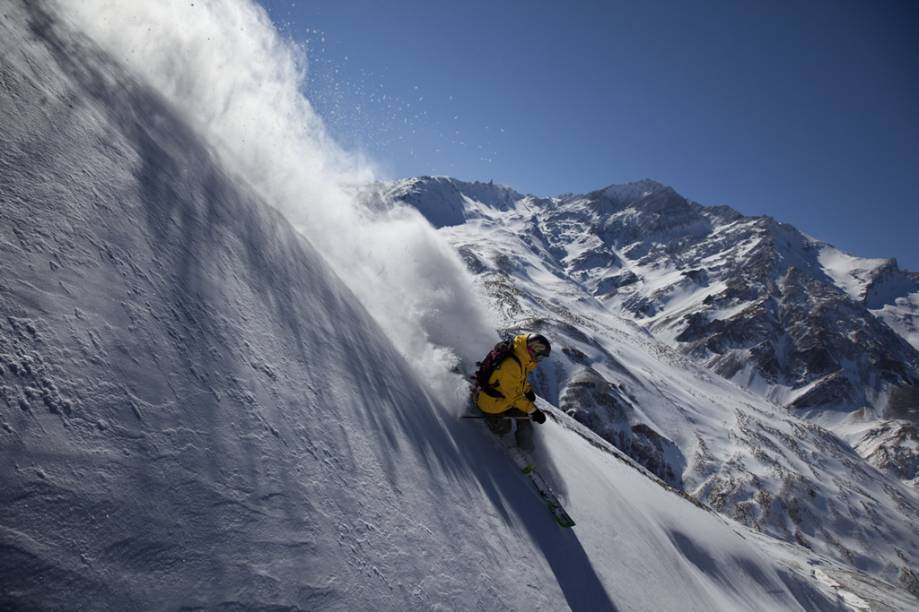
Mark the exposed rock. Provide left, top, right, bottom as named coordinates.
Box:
left=558, top=367, right=683, bottom=487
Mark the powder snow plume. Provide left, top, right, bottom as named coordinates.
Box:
left=50, top=0, right=496, bottom=404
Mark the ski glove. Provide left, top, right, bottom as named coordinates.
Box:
left=524, top=389, right=536, bottom=402
left=531, top=409, right=547, bottom=424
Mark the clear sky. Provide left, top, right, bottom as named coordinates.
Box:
left=258, top=0, right=919, bottom=268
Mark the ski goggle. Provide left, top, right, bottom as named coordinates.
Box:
left=527, top=341, right=550, bottom=359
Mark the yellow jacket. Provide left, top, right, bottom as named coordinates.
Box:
left=475, top=334, right=537, bottom=414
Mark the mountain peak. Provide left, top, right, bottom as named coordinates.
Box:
left=381, top=175, right=526, bottom=228
left=597, top=178, right=667, bottom=204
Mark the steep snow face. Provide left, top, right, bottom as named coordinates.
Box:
left=394, top=176, right=919, bottom=601
left=2, top=3, right=882, bottom=610
left=873, top=290, right=919, bottom=352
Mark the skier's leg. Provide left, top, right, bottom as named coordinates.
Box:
left=515, top=418, right=534, bottom=451
left=484, top=413, right=511, bottom=437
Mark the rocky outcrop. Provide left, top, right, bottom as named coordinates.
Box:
left=558, top=367, right=683, bottom=487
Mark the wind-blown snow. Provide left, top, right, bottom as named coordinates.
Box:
left=51, top=0, right=496, bottom=404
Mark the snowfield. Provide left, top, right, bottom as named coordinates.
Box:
left=1, top=1, right=918, bottom=610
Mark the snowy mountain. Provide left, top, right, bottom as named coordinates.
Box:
left=381, top=176, right=919, bottom=486
left=377, top=175, right=919, bottom=601
left=3, top=1, right=919, bottom=609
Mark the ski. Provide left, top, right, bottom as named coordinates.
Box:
left=507, top=446, right=576, bottom=528
left=466, top=415, right=576, bottom=528
left=531, top=471, right=576, bottom=528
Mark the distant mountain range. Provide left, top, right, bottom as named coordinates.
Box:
left=380, top=176, right=919, bottom=488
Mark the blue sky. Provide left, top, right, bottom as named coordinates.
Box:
left=259, top=0, right=918, bottom=268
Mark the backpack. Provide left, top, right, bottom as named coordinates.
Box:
left=470, top=339, right=521, bottom=398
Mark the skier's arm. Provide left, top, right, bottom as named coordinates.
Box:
left=513, top=382, right=536, bottom=413
left=519, top=379, right=546, bottom=423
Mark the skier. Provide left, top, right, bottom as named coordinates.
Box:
left=473, top=333, right=551, bottom=451
left=471, top=332, right=574, bottom=528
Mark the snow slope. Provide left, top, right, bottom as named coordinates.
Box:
left=540, top=412, right=918, bottom=611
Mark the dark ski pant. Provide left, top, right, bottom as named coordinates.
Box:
left=483, top=408, right=534, bottom=451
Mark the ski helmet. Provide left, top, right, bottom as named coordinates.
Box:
left=526, top=333, right=551, bottom=359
